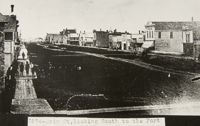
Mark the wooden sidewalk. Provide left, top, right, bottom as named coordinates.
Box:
left=10, top=58, right=54, bottom=114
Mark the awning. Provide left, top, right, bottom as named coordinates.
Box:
left=142, top=41, right=154, bottom=48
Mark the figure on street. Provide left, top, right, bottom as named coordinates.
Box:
left=30, top=62, right=34, bottom=75
left=25, top=61, right=30, bottom=75
left=22, top=52, right=25, bottom=59
left=20, top=63, right=24, bottom=76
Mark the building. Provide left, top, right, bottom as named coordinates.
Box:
left=108, top=31, right=132, bottom=50
left=61, top=28, right=80, bottom=45
left=108, top=32, right=122, bottom=50
left=0, top=5, right=19, bottom=89
left=144, top=21, right=200, bottom=56
left=130, top=32, right=144, bottom=50
left=93, top=30, right=109, bottom=48
left=79, top=31, right=94, bottom=47
left=67, top=33, right=79, bottom=45
left=45, top=33, right=67, bottom=45
left=131, top=32, right=144, bottom=43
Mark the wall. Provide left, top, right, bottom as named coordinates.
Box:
left=0, top=33, right=4, bottom=89
left=183, top=43, right=193, bottom=56
left=47, top=34, right=64, bottom=45
left=154, top=31, right=184, bottom=53
left=79, top=33, right=94, bottom=46
left=95, top=32, right=109, bottom=48
left=183, top=31, right=193, bottom=43
left=193, top=40, right=200, bottom=60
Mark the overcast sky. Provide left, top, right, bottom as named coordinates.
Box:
left=0, top=0, right=200, bottom=40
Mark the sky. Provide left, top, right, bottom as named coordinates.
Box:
left=0, top=0, right=200, bottom=40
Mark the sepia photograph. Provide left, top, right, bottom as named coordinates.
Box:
left=1, top=0, right=200, bottom=125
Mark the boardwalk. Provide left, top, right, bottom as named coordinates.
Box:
left=10, top=45, right=54, bottom=114
left=14, top=79, right=37, bottom=99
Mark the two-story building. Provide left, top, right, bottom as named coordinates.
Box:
left=144, top=21, right=200, bottom=56
left=0, top=6, right=19, bottom=89
left=93, top=30, right=109, bottom=48
left=45, top=33, right=67, bottom=45
left=130, top=32, right=145, bottom=50
left=108, top=31, right=132, bottom=51
left=79, top=31, right=94, bottom=47
left=62, top=28, right=80, bottom=45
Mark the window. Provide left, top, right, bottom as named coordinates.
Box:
left=170, top=32, right=173, bottom=39
left=158, top=32, right=161, bottom=38
left=186, top=34, right=190, bottom=43
left=4, top=32, right=13, bottom=40
left=152, top=31, right=154, bottom=38
left=147, top=32, right=149, bottom=38
left=149, top=31, right=151, bottom=38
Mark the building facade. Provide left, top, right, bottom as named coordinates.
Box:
left=144, top=21, right=200, bottom=55
left=45, top=33, right=67, bottom=45
left=62, top=28, right=80, bottom=45
left=79, top=31, right=94, bottom=47
left=109, top=32, right=132, bottom=50
left=93, top=30, right=109, bottom=48
left=0, top=12, right=19, bottom=89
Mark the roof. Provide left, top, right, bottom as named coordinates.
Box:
left=0, top=13, right=18, bottom=31
left=80, top=32, right=94, bottom=38
left=47, top=33, right=60, bottom=36
left=147, top=21, right=200, bottom=40
left=64, top=29, right=76, bottom=34
left=0, top=13, right=9, bottom=22
left=93, top=30, right=109, bottom=33
left=69, top=33, right=79, bottom=37
left=149, top=21, right=200, bottom=31
left=46, top=34, right=63, bottom=39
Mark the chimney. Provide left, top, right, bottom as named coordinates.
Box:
left=192, top=17, right=194, bottom=22
left=11, top=4, right=14, bottom=13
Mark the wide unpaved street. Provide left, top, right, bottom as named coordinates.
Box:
left=27, top=43, right=200, bottom=115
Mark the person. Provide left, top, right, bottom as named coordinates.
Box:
left=20, top=63, right=24, bottom=76
left=22, top=52, right=25, bottom=59
left=30, top=63, right=34, bottom=75
left=25, top=61, right=30, bottom=76
left=6, top=66, right=12, bottom=80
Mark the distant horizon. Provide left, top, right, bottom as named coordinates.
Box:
left=0, top=0, right=200, bottom=41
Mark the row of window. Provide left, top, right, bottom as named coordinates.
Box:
left=146, top=31, right=174, bottom=39
left=158, top=32, right=173, bottom=39
left=154, top=32, right=191, bottom=43
left=0, top=32, right=14, bottom=41
left=147, top=31, right=153, bottom=38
